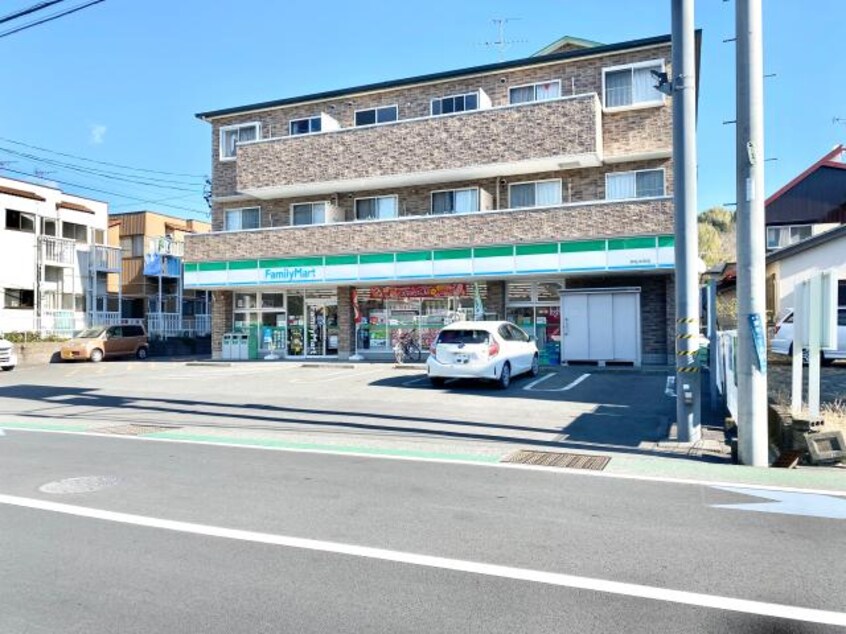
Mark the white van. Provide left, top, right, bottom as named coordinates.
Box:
left=0, top=334, right=18, bottom=371
left=770, top=307, right=846, bottom=365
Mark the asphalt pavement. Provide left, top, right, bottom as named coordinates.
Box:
left=1, top=429, right=844, bottom=633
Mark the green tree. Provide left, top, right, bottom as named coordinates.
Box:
left=698, top=206, right=736, bottom=267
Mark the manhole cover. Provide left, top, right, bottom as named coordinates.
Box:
left=502, top=450, right=610, bottom=471
left=98, top=424, right=179, bottom=436
left=39, top=476, right=119, bottom=494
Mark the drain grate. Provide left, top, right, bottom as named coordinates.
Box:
left=98, top=424, right=180, bottom=436
left=502, top=450, right=611, bottom=471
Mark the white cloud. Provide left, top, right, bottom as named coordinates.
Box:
left=89, top=124, right=107, bottom=145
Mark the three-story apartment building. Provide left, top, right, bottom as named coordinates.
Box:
left=187, top=33, right=690, bottom=365
left=0, top=176, right=121, bottom=335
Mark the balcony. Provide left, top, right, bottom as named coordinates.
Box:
left=148, top=236, right=185, bottom=257
left=236, top=94, right=603, bottom=198
left=40, top=236, right=76, bottom=267
left=185, top=197, right=675, bottom=288
left=143, top=253, right=182, bottom=277
left=91, top=245, right=122, bottom=272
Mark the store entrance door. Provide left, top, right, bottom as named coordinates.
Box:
left=305, top=300, right=339, bottom=357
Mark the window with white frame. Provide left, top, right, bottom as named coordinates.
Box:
left=605, top=169, right=664, bottom=200
left=5, top=209, right=35, bottom=233
left=219, top=123, right=260, bottom=160
left=431, top=92, right=479, bottom=116
left=354, top=105, right=398, bottom=127
left=509, top=180, right=562, bottom=208
left=41, top=218, right=57, bottom=236
left=766, top=225, right=812, bottom=250
left=355, top=196, right=397, bottom=221
left=289, top=116, right=322, bottom=136
left=94, top=229, right=106, bottom=244
left=291, top=202, right=327, bottom=226
left=603, top=61, right=664, bottom=108
left=508, top=80, right=561, bottom=105
left=225, top=207, right=261, bottom=231
left=431, top=188, right=479, bottom=215
left=61, top=221, right=88, bottom=243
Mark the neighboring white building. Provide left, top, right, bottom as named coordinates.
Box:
left=766, top=224, right=846, bottom=319
left=0, top=176, right=122, bottom=335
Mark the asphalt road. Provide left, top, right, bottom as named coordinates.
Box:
left=1, top=430, right=844, bottom=633
left=0, top=360, right=677, bottom=457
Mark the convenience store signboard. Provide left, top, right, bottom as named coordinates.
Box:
left=185, top=235, right=674, bottom=288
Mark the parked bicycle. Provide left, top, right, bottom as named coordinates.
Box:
left=393, top=328, right=422, bottom=364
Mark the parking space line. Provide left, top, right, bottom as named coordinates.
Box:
left=524, top=373, right=591, bottom=392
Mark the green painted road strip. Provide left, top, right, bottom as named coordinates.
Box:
left=1, top=421, right=92, bottom=432
left=143, top=430, right=503, bottom=463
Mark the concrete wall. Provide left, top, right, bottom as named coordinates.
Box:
left=768, top=232, right=846, bottom=315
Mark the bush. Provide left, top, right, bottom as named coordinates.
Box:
left=1, top=331, right=69, bottom=343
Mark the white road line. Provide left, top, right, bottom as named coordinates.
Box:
left=4, top=427, right=846, bottom=499
left=524, top=373, right=591, bottom=392
left=0, top=493, right=843, bottom=627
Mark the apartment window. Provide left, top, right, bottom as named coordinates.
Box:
left=120, top=235, right=144, bottom=257
left=61, top=221, right=88, bottom=243
left=290, top=117, right=322, bottom=136
left=606, top=169, right=665, bottom=200
left=509, top=180, right=562, bottom=208
left=431, top=92, right=479, bottom=116
left=766, top=225, right=812, bottom=250
left=431, top=188, right=479, bottom=215
left=508, top=80, right=561, bottom=105
left=355, top=196, right=397, bottom=221
left=291, top=202, right=327, bottom=226
left=5, top=209, right=35, bottom=233
left=94, top=229, right=106, bottom=244
left=354, top=105, right=398, bottom=127
left=603, top=61, right=664, bottom=108
left=42, top=218, right=57, bottom=236
left=225, top=207, right=261, bottom=231
left=3, top=288, right=34, bottom=309
left=219, top=122, right=260, bottom=160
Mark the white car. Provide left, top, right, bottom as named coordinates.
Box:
left=771, top=307, right=846, bottom=366
left=426, top=321, right=539, bottom=389
left=0, top=335, right=17, bottom=371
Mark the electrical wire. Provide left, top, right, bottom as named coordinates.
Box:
left=1, top=166, right=209, bottom=216
left=0, top=136, right=207, bottom=179
left=0, top=146, right=203, bottom=191
left=0, top=0, right=106, bottom=39
left=0, top=0, right=67, bottom=26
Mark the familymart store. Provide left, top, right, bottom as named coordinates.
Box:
left=185, top=235, right=675, bottom=364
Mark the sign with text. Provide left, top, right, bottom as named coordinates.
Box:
left=370, top=283, right=467, bottom=300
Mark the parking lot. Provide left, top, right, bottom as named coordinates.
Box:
left=0, top=360, right=680, bottom=460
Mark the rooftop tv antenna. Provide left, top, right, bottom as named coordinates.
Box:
left=483, top=18, right=526, bottom=60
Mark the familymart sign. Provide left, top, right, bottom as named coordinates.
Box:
left=184, top=236, right=675, bottom=288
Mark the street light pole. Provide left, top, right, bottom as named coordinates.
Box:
left=672, top=0, right=701, bottom=442
left=735, top=0, right=769, bottom=466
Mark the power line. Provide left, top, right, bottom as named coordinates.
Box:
left=0, top=136, right=207, bottom=179
left=0, top=0, right=68, bottom=26
left=0, top=146, right=203, bottom=191
left=0, top=166, right=209, bottom=216
left=0, top=0, right=106, bottom=39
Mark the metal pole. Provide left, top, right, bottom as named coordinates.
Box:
left=708, top=278, right=718, bottom=412
left=672, top=0, right=701, bottom=442
left=736, top=0, right=769, bottom=466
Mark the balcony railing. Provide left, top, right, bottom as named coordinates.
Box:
left=143, top=253, right=182, bottom=277
left=38, top=310, right=85, bottom=337
left=187, top=197, right=674, bottom=262
left=148, top=236, right=184, bottom=257
left=147, top=313, right=210, bottom=338
left=40, top=236, right=76, bottom=267
left=91, top=245, right=122, bottom=272
left=236, top=94, right=602, bottom=197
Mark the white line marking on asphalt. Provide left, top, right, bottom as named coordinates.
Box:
left=0, top=493, right=843, bottom=627
left=712, top=486, right=846, bottom=520
left=523, top=373, right=590, bottom=392
left=4, top=427, right=846, bottom=499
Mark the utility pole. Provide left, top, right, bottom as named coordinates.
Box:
left=671, top=0, right=701, bottom=442
left=735, top=0, right=769, bottom=466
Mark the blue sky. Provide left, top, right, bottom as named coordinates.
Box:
left=0, top=0, right=844, bottom=220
